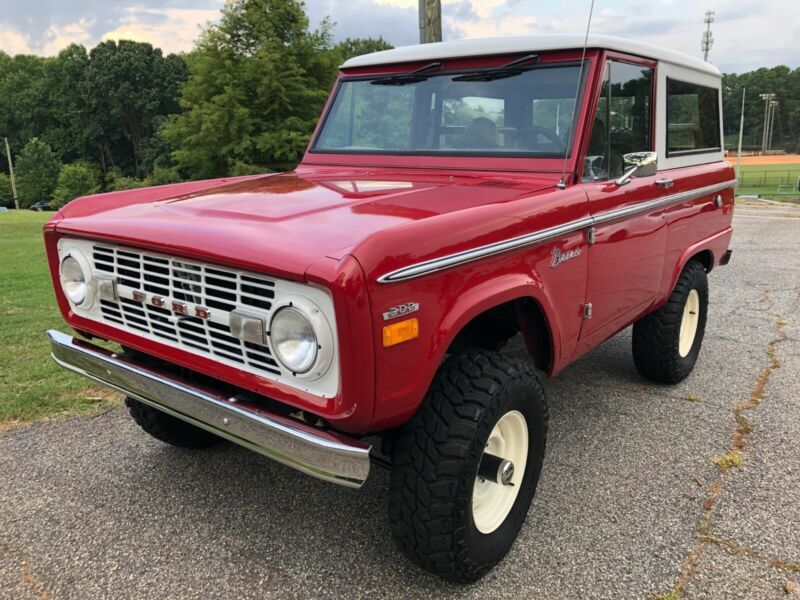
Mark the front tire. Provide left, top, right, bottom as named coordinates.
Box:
left=388, top=350, right=547, bottom=583
left=632, top=259, right=709, bottom=383
left=126, top=398, right=221, bottom=449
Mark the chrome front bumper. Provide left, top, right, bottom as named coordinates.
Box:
left=47, top=330, right=371, bottom=488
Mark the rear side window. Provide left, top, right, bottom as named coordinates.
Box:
left=666, top=79, right=721, bottom=156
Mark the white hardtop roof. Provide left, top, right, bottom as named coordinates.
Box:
left=342, top=34, right=721, bottom=77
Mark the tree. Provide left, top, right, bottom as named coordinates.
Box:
left=161, top=0, right=339, bottom=179
left=15, top=138, right=60, bottom=207
left=0, top=54, right=54, bottom=152
left=722, top=66, right=800, bottom=152
left=0, top=172, right=13, bottom=205
left=52, top=162, right=100, bottom=207
left=0, top=42, right=187, bottom=181
left=333, top=37, right=392, bottom=64
left=84, top=41, right=188, bottom=176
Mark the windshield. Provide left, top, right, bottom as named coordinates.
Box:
left=312, top=62, right=588, bottom=158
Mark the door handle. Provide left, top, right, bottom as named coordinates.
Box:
left=655, top=178, right=674, bottom=189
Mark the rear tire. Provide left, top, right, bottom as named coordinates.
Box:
left=632, top=260, right=709, bottom=383
left=388, top=350, right=547, bottom=583
left=125, top=398, right=221, bottom=449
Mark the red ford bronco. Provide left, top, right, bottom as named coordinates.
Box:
left=45, top=34, right=734, bottom=582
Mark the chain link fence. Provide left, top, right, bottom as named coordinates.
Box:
left=737, top=169, right=800, bottom=197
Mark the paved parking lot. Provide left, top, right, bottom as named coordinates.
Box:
left=2, top=202, right=799, bottom=599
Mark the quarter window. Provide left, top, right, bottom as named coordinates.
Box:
left=666, top=79, right=721, bottom=156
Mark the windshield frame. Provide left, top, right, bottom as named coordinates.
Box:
left=308, top=55, right=594, bottom=164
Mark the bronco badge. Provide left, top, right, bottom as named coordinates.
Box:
left=550, top=246, right=582, bottom=268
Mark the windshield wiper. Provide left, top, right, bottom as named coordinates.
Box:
left=452, top=54, right=540, bottom=82
left=371, top=62, right=442, bottom=86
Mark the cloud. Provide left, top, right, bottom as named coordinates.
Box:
left=0, top=29, right=32, bottom=55
left=306, top=0, right=419, bottom=45
left=100, top=8, right=218, bottom=54
left=0, top=0, right=798, bottom=72
left=0, top=0, right=221, bottom=53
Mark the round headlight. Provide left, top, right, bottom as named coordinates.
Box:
left=270, top=307, right=318, bottom=374
left=60, top=255, right=88, bottom=305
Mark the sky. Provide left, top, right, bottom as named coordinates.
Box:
left=0, top=0, right=798, bottom=73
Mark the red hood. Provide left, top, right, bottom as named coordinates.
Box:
left=53, top=167, right=559, bottom=281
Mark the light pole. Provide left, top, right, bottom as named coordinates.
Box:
left=767, top=100, right=778, bottom=152
left=3, top=137, right=19, bottom=210
left=759, top=93, right=775, bottom=153
left=735, top=88, right=746, bottom=183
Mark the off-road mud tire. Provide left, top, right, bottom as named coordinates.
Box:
left=632, top=259, right=709, bottom=384
left=125, top=397, right=221, bottom=449
left=388, top=350, right=547, bottom=583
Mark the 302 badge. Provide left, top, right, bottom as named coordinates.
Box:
left=382, top=302, right=420, bottom=321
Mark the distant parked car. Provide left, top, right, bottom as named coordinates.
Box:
left=30, top=201, right=54, bottom=211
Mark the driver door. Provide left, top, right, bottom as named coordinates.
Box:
left=579, top=57, right=668, bottom=341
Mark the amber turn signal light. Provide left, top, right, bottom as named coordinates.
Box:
left=382, top=318, right=419, bottom=347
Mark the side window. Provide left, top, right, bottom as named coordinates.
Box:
left=584, top=60, right=653, bottom=181
left=666, top=79, right=721, bottom=156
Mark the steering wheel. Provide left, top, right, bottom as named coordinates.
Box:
left=508, top=126, right=565, bottom=152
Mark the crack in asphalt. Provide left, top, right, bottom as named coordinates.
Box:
left=0, top=540, right=50, bottom=600
left=659, top=292, right=791, bottom=599
left=699, top=535, right=800, bottom=574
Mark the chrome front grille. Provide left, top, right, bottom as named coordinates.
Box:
left=91, top=244, right=281, bottom=376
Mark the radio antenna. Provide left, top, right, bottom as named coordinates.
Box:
left=556, top=0, right=596, bottom=190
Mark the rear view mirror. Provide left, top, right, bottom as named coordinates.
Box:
left=616, top=151, right=658, bottom=186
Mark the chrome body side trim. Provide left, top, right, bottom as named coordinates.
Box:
left=378, top=217, right=594, bottom=283
left=47, top=330, right=371, bottom=488
left=378, top=179, right=736, bottom=283
left=591, top=180, right=736, bottom=225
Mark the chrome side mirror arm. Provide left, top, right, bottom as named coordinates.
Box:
left=615, top=151, right=658, bottom=187
left=615, top=165, right=640, bottom=186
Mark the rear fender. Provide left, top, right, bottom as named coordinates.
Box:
left=669, top=227, right=733, bottom=293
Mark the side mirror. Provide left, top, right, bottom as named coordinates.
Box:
left=615, top=151, right=658, bottom=186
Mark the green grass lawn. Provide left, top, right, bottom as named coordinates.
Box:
left=736, top=163, right=800, bottom=199
left=0, top=210, right=120, bottom=428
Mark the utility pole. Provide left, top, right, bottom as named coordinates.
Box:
left=418, top=0, right=442, bottom=44
left=3, top=137, right=19, bottom=210
left=735, top=88, right=746, bottom=183
left=702, top=10, right=715, bottom=62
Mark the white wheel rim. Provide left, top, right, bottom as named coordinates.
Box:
left=678, top=289, right=700, bottom=358
left=472, top=410, right=528, bottom=534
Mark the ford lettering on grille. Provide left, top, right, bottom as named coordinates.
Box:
left=91, top=244, right=281, bottom=376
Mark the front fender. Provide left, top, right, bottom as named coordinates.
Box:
left=364, top=246, right=581, bottom=431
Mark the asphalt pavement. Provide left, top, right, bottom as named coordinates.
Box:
left=2, top=201, right=799, bottom=599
